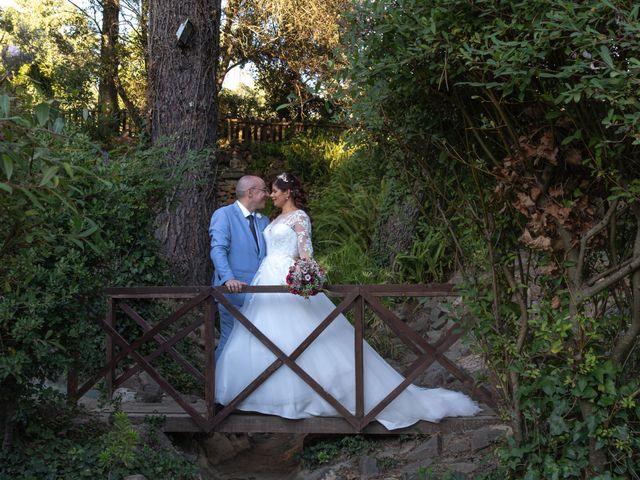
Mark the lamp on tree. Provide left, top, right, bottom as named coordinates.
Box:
left=176, top=19, right=195, bottom=48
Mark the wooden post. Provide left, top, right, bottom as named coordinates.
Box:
left=204, top=293, right=216, bottom=422
left=106, top=296, right=115, bottom=400
left=243, top=122, right=251, bottom=144
left=355, top=291, right=364, bottom=426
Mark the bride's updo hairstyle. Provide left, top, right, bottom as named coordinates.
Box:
left=273, top=172, right=308, bottom=210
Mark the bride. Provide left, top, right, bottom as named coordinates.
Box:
left=215, top=172, right=480, bottom=430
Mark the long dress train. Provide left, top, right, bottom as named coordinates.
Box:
left=215, top=210, right=480, bottom=430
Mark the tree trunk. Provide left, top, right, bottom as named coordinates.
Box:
left=98, top=0, right=121, bottom=134
left=148, top=0, right=220, bottom=285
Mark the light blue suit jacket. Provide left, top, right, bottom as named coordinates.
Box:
left=209, top=202, right=269, bottom=305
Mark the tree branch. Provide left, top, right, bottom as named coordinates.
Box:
left=580, top=255, right=640, bottom=301
left=611, top=202, right=640, bottom=364
left=65, top=0, right=102, bottom=34
left=576, top=198, right=620, bottom=284
left=587, top=256, right=634, bottom=287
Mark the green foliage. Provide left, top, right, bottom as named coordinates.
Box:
left=340, top=0, right=640, bottom=476
left=393, top=222, right=451, bottom=283
left=99, top=412, right=140, bottom=471
left=0, top=400, right=197, bottom=479
left=0, top=0, right=98, bottom=110
left=219, top=86, right=276, bottom=119
left=280, top=132, right=354, bottom=189
left=310, top=147, right=387, bottom=253
left=297, top=435, right=373, bottom=469
left=1, top=96, right=177, bottom=440
left=317, top=242, right=389, bottom=285
left=461, top=278, right=640, bottom=477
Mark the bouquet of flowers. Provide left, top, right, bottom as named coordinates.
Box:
left=286, top=258, right=327, bottom=298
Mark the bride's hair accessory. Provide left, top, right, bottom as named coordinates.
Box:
left=277, top=172, right=290, bottom=182
left=286, top=258, right=326, bottom=299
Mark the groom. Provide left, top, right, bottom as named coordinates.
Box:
left=209, top=175, right=270, bottom=360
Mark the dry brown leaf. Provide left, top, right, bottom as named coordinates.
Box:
left=520, top=229, right=552, bottom=251
left=539, top=263, right=559, bottom=275
left=529, top=212, right=548, bottom=232
left=537, top=130, right=558, bottom=164
left=551, top=296, right=561, bottom=309
left=545, top=204, right=572, bottom=222
left=548, top=184, right=565, bottom=198
left=565, top=148, right=582, bottom=166
left=516, top=192, right=536, bottom=210
left=530, top=186, right=542, bottom=202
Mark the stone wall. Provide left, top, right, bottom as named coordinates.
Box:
left=215, top=146, right=254, bottom=208
left=214, top=144, right=288, bottom=208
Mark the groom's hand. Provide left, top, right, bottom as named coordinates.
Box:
left=224, top=279, right=247, bottom=293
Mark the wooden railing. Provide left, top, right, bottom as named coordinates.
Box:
left=219, top=117, right=346, bottom=145
left=70, top=285, right=496, bottom=434
left=62, top=113, right=345, bottom=143
left=64, top=109, right=136, bottom=137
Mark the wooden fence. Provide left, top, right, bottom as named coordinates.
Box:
left=63, top=113, right=345, bottom=143
left=219, top=117, right=346, bottom=145
left=70, top=284, right=497, bottom=434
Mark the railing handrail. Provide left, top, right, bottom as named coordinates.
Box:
left=72, top=283, right=495, bottom=433
left=103, top=283, right=455, bottom=297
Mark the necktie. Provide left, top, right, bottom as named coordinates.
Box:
left=247, top=214, right=259, bottom=250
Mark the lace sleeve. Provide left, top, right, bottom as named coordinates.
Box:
left=292, top=211, right=313, bottom=259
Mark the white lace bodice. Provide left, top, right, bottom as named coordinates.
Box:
left=264, top=210, right=312, bottom=259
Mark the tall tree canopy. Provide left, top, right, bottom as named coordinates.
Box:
left=0, top=0, right=98, bottom=109
left=218, top=0, right=350, bottom=119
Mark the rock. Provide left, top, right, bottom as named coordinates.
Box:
left=113, top=387, right=136, bottom=402
left=406, top=434, right=441, bottom=461
left=399, top=457, right=434, bottom=475
left=442, top=433, right=471, bottom=454
left=131, top=423, right=175, bottom=451
left=457, top=354, right=485, bottom=374
left=202, top=432, right=250, bottom=465
left=359, top=455, right=379, bottom=478
left=445, top=461, right=478, bottom=474
left=299, top=466, right=338, bottom=480
left=118, top=372, right=163, bottom=403
left=122, top=475, right=147, bottom=480
left=470, top=425, right=511, bottom=451
left=136, top=372, right=163, bottom=403
left=430, top=310, right=448, bottom=331
left=420, top=363, right=448, bottom=388
left=228, top=433, right=251, bottom=452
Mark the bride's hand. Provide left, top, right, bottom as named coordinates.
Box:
left=224, top=279, right=247, bottom=293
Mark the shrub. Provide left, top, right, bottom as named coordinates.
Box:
left=0, top=96, right=177, bottom=449
left=0, top=399, right=198, bottom=479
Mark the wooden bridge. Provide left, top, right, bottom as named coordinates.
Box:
left=69, top=284, right=499, bottom=435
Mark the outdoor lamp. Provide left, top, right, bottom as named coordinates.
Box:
left=176, top=19, right=195, bottom=48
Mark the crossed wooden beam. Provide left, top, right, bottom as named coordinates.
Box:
left=73, top=285, right=496, bottom=433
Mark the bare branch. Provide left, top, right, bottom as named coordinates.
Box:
left=611, top=202, right=640, bottom=364
left=576, top=198, right=620, bottom=284
left=65, top=0, right=102, bottom=34
left=580, top=255, right=640, bottom=300
left=502, top=264, right=529, bottom=352
left=587, top=256, right=634, bottom=287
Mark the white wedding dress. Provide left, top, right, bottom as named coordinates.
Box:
left=215, top=210, right=480, bottom=429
